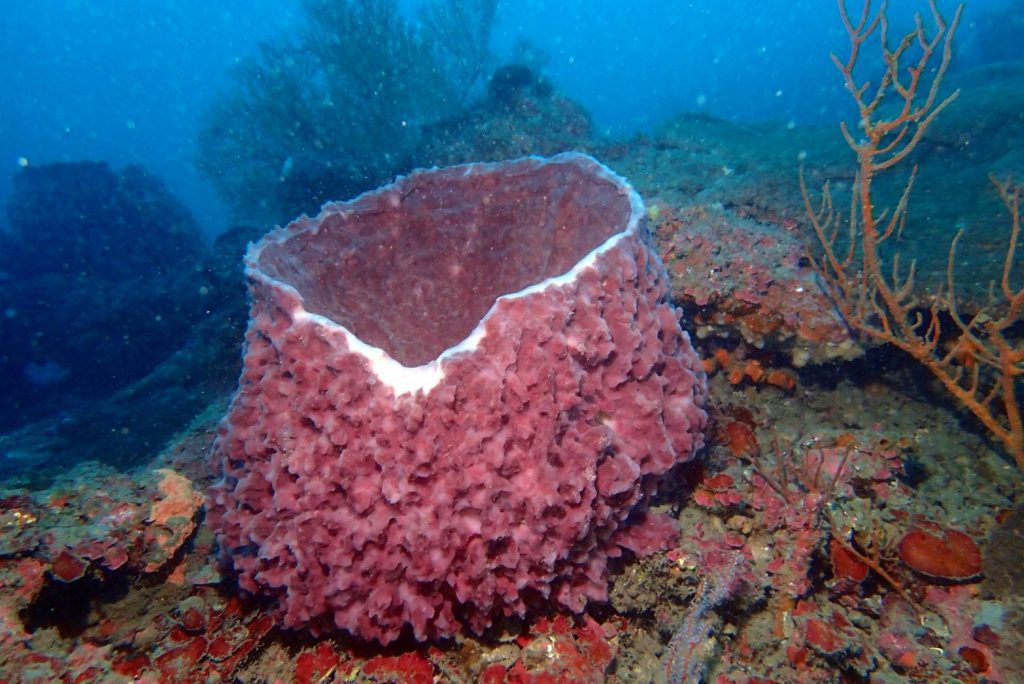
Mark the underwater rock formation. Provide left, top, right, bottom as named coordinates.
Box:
left=0, top=161, right=209, bottom=432
left=208, top=153, right=707, bottom=644
left=417, top=66, right=592, bottom=169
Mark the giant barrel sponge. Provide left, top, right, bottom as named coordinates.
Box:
left=208, top=153, right=707, bottom=644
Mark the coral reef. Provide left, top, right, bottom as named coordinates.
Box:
left=650, top=202, right=858, bottom=370
left=208, top=153, right=708, bottom=644
left=417, top=62, right=592, bottom=168
left=2, top=353, right=1019, bottom=681
left=1, top=2, right=1022, bottom=675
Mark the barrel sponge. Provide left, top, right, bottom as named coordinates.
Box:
left=207, top=153, right=707, bottom=644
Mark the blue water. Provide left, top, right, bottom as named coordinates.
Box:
left=1, top=0, right=1013, bottom=237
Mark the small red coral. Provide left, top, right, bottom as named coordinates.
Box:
left=50, top=550, right=87, bottom=583
left=829, top=538, right=869, bottom=583
left=362, top=653, right=434, bottom=684
left=804, top=616, right=847, bottom=656
left=722, top=421, right=758, bottom=457
left=701, top=473, right=735, bottom=492
left=294, top=642, right=341, bottom=684
left=179, top=608, right=206, bottom=634
left=896, top=527, right=982, bottom=581
left=959, top=646, right=989, bottom=673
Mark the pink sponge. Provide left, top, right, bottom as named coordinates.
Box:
left=207, top=153, right=707, bottom=644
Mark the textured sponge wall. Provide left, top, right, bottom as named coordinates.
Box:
left=207, top=154, right=707, bottom=644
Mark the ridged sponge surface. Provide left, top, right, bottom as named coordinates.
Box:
left=208, top=153, right=707, bottom=644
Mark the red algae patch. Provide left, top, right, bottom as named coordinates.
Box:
left=897, top=527, right=982, bottom=582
